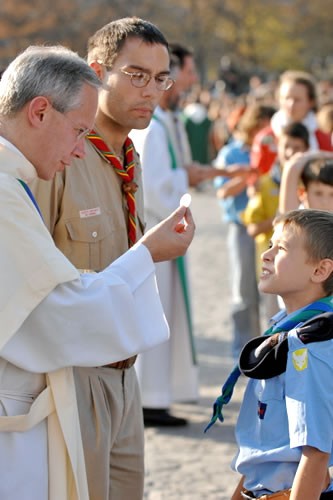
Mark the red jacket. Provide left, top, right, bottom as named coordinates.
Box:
left=251, top=125, right=333, bottom=175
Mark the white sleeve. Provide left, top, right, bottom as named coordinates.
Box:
left=1, top=244, right=169, bottom=372
left=131, top=123, right=189, bottom=220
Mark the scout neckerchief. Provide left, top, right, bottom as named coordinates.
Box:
left=204, top=296, right=333, bottom=432
left=87, top=131, right=137, bottom=247
left=152, top=113, right=197, bottom=365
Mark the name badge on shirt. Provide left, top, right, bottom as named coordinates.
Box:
left=79, top=207, right=101, bottom=218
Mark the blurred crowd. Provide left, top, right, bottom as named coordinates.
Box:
left=182, top=71, right=333, bottom=167
left=180, top=68, right=333, bottom=359
left=1, top=14, right=333, bottom=499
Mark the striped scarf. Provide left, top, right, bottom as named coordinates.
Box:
left=87, top=131, right=137, bottom=247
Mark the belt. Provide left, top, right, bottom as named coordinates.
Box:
left=242, top=488, right=333, bottom=499
left=103, top=355, right=137, bottom=370
left=241, top=489, right=290, bottom=499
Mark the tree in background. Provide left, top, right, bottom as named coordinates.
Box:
left=1, top=0, right=333, bottom=86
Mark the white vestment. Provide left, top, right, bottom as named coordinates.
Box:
left=0, top=139, right=169, bottom=499
left=131, top=107, right=199, bottom=407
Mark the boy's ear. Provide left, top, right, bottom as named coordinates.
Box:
left=312, top=259, right=333, bottom=284
left=297, top=187, right=308, bottom=207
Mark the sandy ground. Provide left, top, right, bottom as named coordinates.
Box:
left=143, top=185, right=248, bottom=499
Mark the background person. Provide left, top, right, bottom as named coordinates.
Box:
left=243, top=122, right=310, bottom=321
left=279, top=151, right=333, bottom=213
left=130, top=46, right=207, bottom=427
left=251, top=70, right=333, bottom=176
left=213, top=103, right=275, bottom=360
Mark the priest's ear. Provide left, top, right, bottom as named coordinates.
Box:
left=27, top=96, right=53, bottom=128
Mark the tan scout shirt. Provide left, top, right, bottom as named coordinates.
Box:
left=32, top=140, right=145, bottom=271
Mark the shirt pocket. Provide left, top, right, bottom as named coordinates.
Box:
left=64, top=213, right=115, bottom=270
left=255, top=377, right=285, bottom=403
left=254, top=376, right=288, bottom=446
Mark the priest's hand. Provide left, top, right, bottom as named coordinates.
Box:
left=140, top=205, right=195, bottom=262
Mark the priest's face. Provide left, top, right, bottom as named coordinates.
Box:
left=34, top=83, right=98, bottom=180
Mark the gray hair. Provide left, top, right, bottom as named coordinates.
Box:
left=0, top=45, right=101, bottom=116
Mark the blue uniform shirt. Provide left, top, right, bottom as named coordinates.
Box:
left=233, top=329, right=333, bottom=495
left=213, top=139, right=249, bottom=224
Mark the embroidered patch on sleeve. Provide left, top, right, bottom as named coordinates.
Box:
left=257, top=400, right=267, bottom=420
left=292, top=348, right=308, bottom=371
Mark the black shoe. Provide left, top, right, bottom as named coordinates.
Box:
left=143, top=408, right=188, bottom=427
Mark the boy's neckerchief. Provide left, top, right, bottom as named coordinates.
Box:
left=204, top=296, right=333, bottom=432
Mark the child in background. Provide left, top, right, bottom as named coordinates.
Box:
left=279, top=151, right=333, bottom=213
left=214, top=103, right=275, bottom=360
left=231, top=209, right=333, bottom=500
left=251, top=70, right=333, bottom=177
left=243, top=122, right=310, bottom=321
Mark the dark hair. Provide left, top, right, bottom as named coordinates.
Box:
left=87, top=17, right=169, bottom=68
left=168, top=52, right=181, bottom=78
left=274, top=209, right=333, bottom=295
left=301, top=158, right=333, bottom=188
left=169, top=43, right=193, bottom=69
left=281, top=122, right=310, bottom=148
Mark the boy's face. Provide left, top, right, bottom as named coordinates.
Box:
left=259, top=223, right=319, bottom=312
left=277, top=134, right=308, bottom=165
left=300, top=181, right=333, bottom=212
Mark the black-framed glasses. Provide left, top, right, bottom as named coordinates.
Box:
left=120, top=69, right=174, bottom=91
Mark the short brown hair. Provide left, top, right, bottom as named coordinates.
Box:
left=87, top=17, right=168, bottom=68
left=274, top=209, right=333, bottom=295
